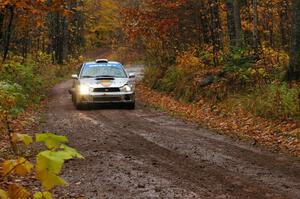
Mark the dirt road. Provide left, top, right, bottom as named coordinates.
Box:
left=42, top=66, right=300, bottom=199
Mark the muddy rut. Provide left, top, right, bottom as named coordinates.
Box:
left=41, top=66, right=299, bottom=199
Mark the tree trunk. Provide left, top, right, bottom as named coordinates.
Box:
left=279, top=1, right=290, bottom=50
left=233, top=0, right=241, bottom=47
left=226, top=0, right=241, bottom=48
left=53, top=12, right=64, bottom=64
left=3, top=6, right=14, bottom=62
left=0, top=12, right=4, bottom=46
left=208, top=0, right=223, bottom=65
left=253, top=0, right=259, bottom=51
left=226, top=0, right=236, bottom=47
left=287, top=0, right=300, bottom=80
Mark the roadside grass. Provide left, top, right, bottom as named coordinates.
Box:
left=220, top=83, right=300, bottom=120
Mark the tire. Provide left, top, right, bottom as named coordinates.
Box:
left=75, top=103, right=85, bottom=110
left=73, top=94, right=85, bottom=110
left=72, top=93, right=76, bottom=103
left=126, top=102, right=135, bottom=110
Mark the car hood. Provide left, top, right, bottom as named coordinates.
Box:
left=79, top=78, right=130, bottom=88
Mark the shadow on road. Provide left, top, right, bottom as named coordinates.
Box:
left=80, top=103, right=135, bottom=111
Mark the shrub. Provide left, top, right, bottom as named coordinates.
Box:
left=0, top=61, right=43, bottom=96
left=222, top=49, right=256, bottom=85
left=244, top=83, right=300, bottom=119
left=222, top=48, right=290, bottom=88
left=160, top=66, right=199, bottom=102
left=175, top=83, right=198, bottom=103
left=198, top=44, right=225, bottom=65
left=259, top=44, right=289, bottom=69
left=159, top=66, right=183, bottom=93
left=223, top=49, right=256, bottom=71
left=143, top=66, right=164, bottom=89
left=144, top=49, right=208, bottom=102
left=176, top=49, right=203, bottom=72
left=0, top=81, right=26, bottom=117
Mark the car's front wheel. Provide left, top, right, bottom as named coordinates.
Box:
left=126, top=102, right=135, bottom=110
left=73, top=94, right=85, bottom=110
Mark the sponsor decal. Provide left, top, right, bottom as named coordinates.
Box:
left=99, top=80, right=112, bottom=87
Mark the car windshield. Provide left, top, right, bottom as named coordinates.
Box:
left=81, top=63, right=127, bottom=78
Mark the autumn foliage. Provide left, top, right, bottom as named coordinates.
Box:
left=0, top=1, right=86, bottom=197
left=0, top=0, right=84, bottom=63
left=0, top=0, right=300, bottom=196
left=119, top=0, right=300, bottom=155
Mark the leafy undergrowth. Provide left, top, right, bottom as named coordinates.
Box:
left=0, top=53, right=83, bottom=198
left=0, top=100, right=47, bottom=159
left=0, top=53, right=80, bottom=132
left=136, top=83, right=300, bottom=157
left=0, top=87, right=82, bottom=198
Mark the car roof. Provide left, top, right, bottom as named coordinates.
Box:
left=84, top=61, right=122, bottom=65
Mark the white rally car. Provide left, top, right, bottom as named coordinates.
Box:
left=69, top=59, right=135, bottom=110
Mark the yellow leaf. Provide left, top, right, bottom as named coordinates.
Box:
left=36, top=151, right=64, bottom=175
left=33, top=192, right=53, bottom=199
left=12, top=133, right=33, bottom=146
left=0, top=189, right=8, bottom=199
left=36, top=169, right=66, bottom=190
left=36, top=133, right=68, bottom=149
left=2, top=160, right=15, bottom=176
left=8, top=184, right=30, bottom=199
left=250, top=69, right=256, bottom=75
left=14, top=158, right=33, bottom=176
left=2, top=157, right=33, bottom=176
left=258, top=68, right=266, bottom=75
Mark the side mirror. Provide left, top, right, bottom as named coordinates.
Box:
left=71, top=74, right=78, bottom=79
left=129, top=73, right=135, bottom=78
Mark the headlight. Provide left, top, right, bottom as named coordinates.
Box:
left=79, top=85, right=90, bottom=95
left=120, top=84, right=132, bottom=92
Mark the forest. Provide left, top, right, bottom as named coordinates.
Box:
left=0, top=0, right=300, bottom=198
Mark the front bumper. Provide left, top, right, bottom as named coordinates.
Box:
left=78, top=92, right=135, bottom=104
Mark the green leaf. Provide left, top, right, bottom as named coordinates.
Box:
left=33, top=192, right=53, bottom=199
left=36, top=147, right=83, bottom=176
left=36, top=151, right=64, bottom=175
left=60, top=144, right=84, bottom=159
left=36, top=133, right=68, bottom=149
left=35, top=144, right=83, bottom=191
left=34, top=134, right=83, bottom=191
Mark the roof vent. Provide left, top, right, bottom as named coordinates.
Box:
left=96, top=59, right=108, bottom=63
